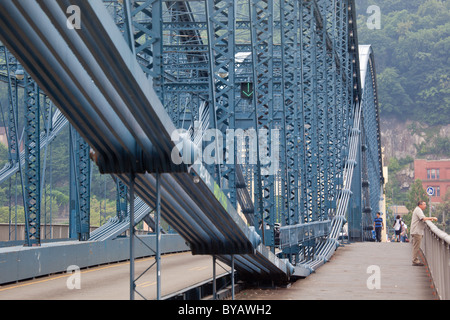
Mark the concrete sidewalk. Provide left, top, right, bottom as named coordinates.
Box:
left=236, top=242, right=437, bottom=300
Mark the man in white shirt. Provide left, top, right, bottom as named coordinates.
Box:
left=410, top=201, right=437, bottom=266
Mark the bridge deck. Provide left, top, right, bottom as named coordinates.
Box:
left=236, top=242, right=437, bottom=300
left=0, top=252, right=229, bottom=300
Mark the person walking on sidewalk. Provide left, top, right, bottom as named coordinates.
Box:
left=373, top=212, right=384, bottom=242
left=393, top=215, right=402, bottom=242
left=410, top=201, right=437, bottom=266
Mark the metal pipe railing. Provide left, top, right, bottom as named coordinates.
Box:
left=421, top=220, right=450, bottom=300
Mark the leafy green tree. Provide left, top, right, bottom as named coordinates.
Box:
left=406, top=179, right=430, bottom=215
left=0, top=205, right=25, bottom=224
left=356, top=0, right=450, bottom=125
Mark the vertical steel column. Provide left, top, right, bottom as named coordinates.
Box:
left=129, top=171, right=135, bottom=300
left=205, top=0, right=237, bottom=207
left=280, top=0, right=300, bottom=226
left=23, top=74, right=40, bottom=246
left=69, top=128, right=77, bottom=239
left=297, top=2, right=308, bottom=225
left=324, top=0, right=338, bottom=218
left=77, top=134, right=91, bottom=241
left=300, top=0, right=318, bottom=223
left=250, top=0, right=276, bottom=247
left=347, top=2, right=356, bottom=132
left=116, top=180, right=128, bottom=221
left=212, top=255, right=217, bottom=300
left=316, top=0, right=330, bottom=221
left=231, top=254, right=235, bottom=300
left=334, top=0, right=344, bottom=195
left=69, top=127, right=91, bottom=241
left=341, top=0, right=351, bottom=144
left=155, top=172, right=161, bottom=300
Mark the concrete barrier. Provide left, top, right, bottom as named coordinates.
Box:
left=0, top=234, right=190, bottom=284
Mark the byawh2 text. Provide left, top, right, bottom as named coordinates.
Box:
left=177, top=304, right=272, bottom=317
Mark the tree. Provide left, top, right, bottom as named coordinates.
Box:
left=406, top=179, right=430, bottom=215
left=356, top=0, right=450, bottom=125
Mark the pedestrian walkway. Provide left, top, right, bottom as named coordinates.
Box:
left=236, top=242, right=437, bottom=300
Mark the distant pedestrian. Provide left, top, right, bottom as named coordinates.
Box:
left=410, top=201, right=437, bottom=266
left=373, top=212, right=384, bottom=242
left=400, top=221, right=408, bottom=242
left=393, top=215, right=402, bottom=242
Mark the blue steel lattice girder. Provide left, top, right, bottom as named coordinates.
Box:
left=69, top=127, right=91, bottom=241
left=205, top=0, right=237, bottom=207
left=76, top=129, right=91, bottom=241
left=131, top=0, right=163, bottom=97
left=315, top=0, right=329, bottom=222
left=333, top=0, right=345, bottom=193
left=300, top=0, right=319, bottom=224
left=116, top=179, right=128, bottom=221
left=23, top=74, right=40, bottom=246
left=250, top=0, right=276, bottom=247
left=280, top=0, right=300, bottom=226
left=325, top=40, right=338, bottom=213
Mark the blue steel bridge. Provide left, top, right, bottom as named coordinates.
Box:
left=0, top=0, right=390, bottom=299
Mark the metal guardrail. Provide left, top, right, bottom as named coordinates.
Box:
left=280, top=220, right=332, bottom=250
left=422, top=220, right=450, bottom=300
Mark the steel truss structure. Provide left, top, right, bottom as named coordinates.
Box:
left=0, top=0, right=384, bottom=298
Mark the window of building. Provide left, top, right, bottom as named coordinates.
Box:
left=428, top=169, right=440, bottom=180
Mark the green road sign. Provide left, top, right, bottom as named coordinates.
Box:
left=241, top=82, right=254, bottom=99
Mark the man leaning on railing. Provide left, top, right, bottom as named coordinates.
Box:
left=410, top=201, right=437, bottom=266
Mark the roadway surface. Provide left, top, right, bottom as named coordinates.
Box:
left=0, top=252, right=229, bottom=300
left=235, top=242, right=437, bottom=300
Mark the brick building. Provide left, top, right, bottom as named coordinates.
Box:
left=414, top=159, right=450, bottom=203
